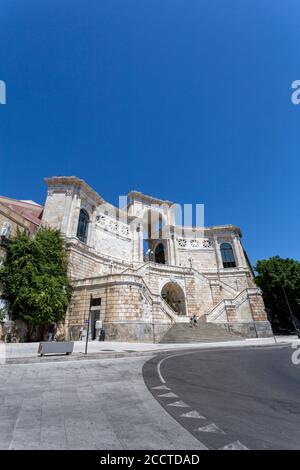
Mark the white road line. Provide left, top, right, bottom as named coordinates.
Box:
left=195, top=423, right=225, bottom=434
left=152, top=385, right=170, bottom=390
left=167, top=400, right=190, bottom=408
left=220, top=441, right=249, bottom=450
left=180, top=410, right=206, bottom=419
left=157, top=350, right=205, bottom=384
left=158, top=392, right=178, bottom=398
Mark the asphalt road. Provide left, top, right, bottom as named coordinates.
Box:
left=143, top=345, right=300, bottom=450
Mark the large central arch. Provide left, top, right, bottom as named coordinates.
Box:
left=142, top=209, right=169, bottom=263
left=161, top=282, right=187, bottom=316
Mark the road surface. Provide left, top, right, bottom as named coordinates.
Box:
left=143, top=344, right=300, bottom=449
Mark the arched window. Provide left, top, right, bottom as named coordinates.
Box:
left=77, top=209, right=89, bottom=243
left=220, top=242, right=236, bottom=268
left=154, top=243, right=166, bottom=264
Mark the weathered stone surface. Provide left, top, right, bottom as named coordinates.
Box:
left=0, top=175, right=271, bottom=343
left=217, top=321, right=273, bottom=339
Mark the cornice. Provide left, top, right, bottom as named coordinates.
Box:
left=127, top=190, right=174, bottom=207
left=44, top=176, right=105, bottom=206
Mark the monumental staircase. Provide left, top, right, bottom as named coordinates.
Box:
left=159, top=316, right=241, bottom=343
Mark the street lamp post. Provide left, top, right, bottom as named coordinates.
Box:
left=282, top=286, right=300, bottom=338
left=84, top=294, right=93, bottom=355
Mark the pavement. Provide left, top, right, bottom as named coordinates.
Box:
left=1, top=339, right=300, bottom=450
left=1, top=335, right=300, bottom=364
left=143, top=344, right=300, bottom=450
left=0, top=356, right=206, bottom=450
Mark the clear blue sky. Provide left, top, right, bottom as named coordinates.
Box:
left=0, top=0, right=299, bottom=265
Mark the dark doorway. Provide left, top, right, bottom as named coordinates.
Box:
left=90, top=310, right=100, bottom=340
left=154, top=243, right=166, bottom=264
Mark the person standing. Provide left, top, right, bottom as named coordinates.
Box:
left=79, top=326, right=84, bottom=341
left=47, top=323, right=55, bottom=341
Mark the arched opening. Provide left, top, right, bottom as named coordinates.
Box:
left=154, top=243, right=166, bottom=264
left=161, top=282, right=186, bottom=315
left=77, top=208, right=89, bottom=243
left=142, top=209, right=168, bottom=263
left=220, top=242, right=236, bottom=268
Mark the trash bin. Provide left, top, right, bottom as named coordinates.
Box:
left=99, top=328, right=105, bottom=341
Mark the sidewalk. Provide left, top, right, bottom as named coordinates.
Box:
left=1, top=335, right=299, bottom=364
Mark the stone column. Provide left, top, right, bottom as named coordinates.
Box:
left=232, top=236, right=243, bottom=268
left=131, top=223, right=143, bottom=263
left=68, top=191, right=81, bottom=238
left=88, top=205, right=97, bottom=248
left=167, top=236, right=176, bottom=265
left=239, top=239, right=249, bottom=269
left=214, top=237, right=223, bottom=270
left=61, top=189, right=73, bottom=235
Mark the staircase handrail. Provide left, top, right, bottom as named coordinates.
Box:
left=206, top=287, right=262, bottom=323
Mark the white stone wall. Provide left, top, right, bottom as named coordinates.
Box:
left=176, top=248, right=217, bottom=271
left=42, top=177, right=268, bottom=341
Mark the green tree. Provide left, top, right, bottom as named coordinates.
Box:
left=0, top=228, right=73, bottom=332
left=255, top=256, right=300, bottom=333
left=0, top=307, right=5, bottom=322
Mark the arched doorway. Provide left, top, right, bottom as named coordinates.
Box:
left=142, top=209, right=168, bottom=263
left=154, top=243, right=166, bottom=264
left=161, top=282, right=186, bottom=315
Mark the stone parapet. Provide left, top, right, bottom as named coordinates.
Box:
left=248, top=291, right=268, bottom=321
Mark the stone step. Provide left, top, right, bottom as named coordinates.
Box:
left=160, top=322, right=241, bottom=344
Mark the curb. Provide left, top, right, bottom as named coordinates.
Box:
left=3, top=338, right=294, bottom=365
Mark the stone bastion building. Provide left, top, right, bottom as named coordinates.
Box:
left=41, top=176, right=272, bottom=342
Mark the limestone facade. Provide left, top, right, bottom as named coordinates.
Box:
left=41, top=176, right=273, bottom=341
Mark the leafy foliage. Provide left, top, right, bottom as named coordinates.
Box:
left=0, top=228, right=72, bottom=325
left=0, top=307, right=5, bottom=322
left=255, top=256, right=300, bottom=333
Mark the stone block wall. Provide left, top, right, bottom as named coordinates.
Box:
left=248, top=292, right=268, bottom=321
left=65, top=273, right=173, bottom=342
left=176, top=249, right=217, bottom=270
left=225, top=304, right=237, bottom=322
left=66, top=243, right=130, bottom=281
left=210, top=282, right=224, bottom=306
left=67, top=247, right=102, bottom=280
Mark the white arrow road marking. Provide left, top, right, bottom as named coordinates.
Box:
left=195, top=423, right=225, bottom=434
left=167, top=401, right=190, bottom=408
left=220, top=441, right=249, bottom=450
left=180, top=410, right=206, bottom=419
left=152, top=385, right=171, bottom=390
left=158, top=392, right=178, bottom=398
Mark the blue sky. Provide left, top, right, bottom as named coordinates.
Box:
left=0, top=0, right=299, bottom=265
